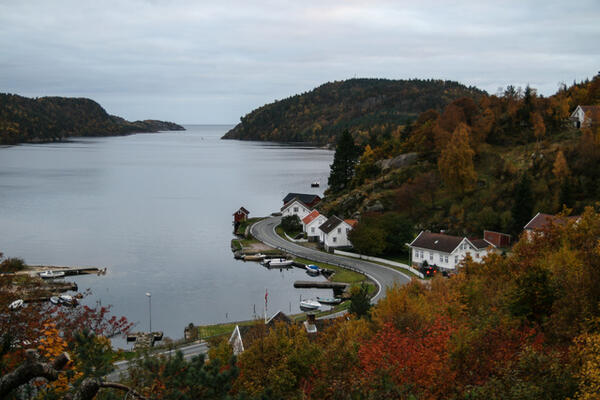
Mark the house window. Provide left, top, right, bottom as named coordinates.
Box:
left=445, top=256, right=448, bottom=263
left=293, top=207, right=298, bottom=212
left=311, top=227, right=315, bottom=233
left=346, top=228, right=350, bottom=234
left=454, top=256, right=458, bottom=263
left=332, top=237, right=337, bottom=243
left=439, top=254, right=443, bottom=262
left=337, top=227, right=341, bottom=233
left=429, top=253, right=433, bottom=261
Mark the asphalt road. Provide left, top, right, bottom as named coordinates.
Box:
left=251, top=216, right=411, bottom=303
left=107, top=341, right=209, bottom=381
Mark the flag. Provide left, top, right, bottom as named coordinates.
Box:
left=265, top=288, right=268, bottom=305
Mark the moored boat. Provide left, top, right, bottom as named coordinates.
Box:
left=305, top=264, right=320, bottom=276
left=58, top=294, right=77, bottom=307
left=299, top=299, right=321, bottom=311
left=264, top=258, right=293, bottom=268
left=311, top=181, right=320, bottom=187
left=49, top=296, right=60, bottom=305
left=317, top=296, right=342, bottom=305
left=39, top=270, right=65, bottom=279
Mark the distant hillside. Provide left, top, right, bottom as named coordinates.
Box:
left=0, top=94, right=184, bottom=145
left=222, top=78, right=486, bottom=143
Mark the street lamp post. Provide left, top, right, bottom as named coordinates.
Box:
left=146, top=292, right=152, bottom=333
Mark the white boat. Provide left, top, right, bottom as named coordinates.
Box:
left=264, top=258, right=293, bottom=267
left=311, top=181, right=320, bottom=187
left=8, top=299, right=24, bottom=310
left=244, top=253, right=266, bottom=262
left=306, top=264, right=320, bottom=276
left=39, top=270, right=65, bottom=279
left=49, top=296, right=60, bottom=305
left=58, top=294, right=76, bottom=306
left=317, top=296, right=342, bottom=305
left=299, top=299, right=321, bottom=311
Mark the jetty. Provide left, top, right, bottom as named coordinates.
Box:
left=127, top=332, right=164, bottom=350
left=0, top=265, right=107, bottom=277
left=294, top=280, right=349, bottom=296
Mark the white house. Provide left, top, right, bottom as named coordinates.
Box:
left=523, top=212, right=579, bottom=240
left=280, top=198, right=311, bottom=220
left=407, top=231, right=494, bottom=271
left=318, top=216, right=357, bottom=251
left=302, top=210, right=328, bottom=241
left=570, top=105, right=600, bottom=129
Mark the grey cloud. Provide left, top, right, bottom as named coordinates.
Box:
left=0, top=0, right=598, bottom=123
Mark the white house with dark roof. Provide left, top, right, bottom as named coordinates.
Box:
left=570, top=105, right=600, bottom=129
left=318, top=216, right=357, bottom=251
left=407, top=231, right=494, bottom=271
left=280, top=198, right=311, bottom=220
left=302, top=210, right=328, bottom=241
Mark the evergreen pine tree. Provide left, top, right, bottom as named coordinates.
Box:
left=328, top=130, right=359, bottom=193
left=512, top=173, right=534, bottom=233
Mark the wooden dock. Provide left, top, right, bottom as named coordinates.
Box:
left=127, top=332, right=164, bottom=350
left=294, top=280, right=349, bottom=296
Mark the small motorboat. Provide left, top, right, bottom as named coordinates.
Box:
left=8, top=299, right=24, bottom=310
left=317, top=296, right=342, bottom=305
left=39, top=270, right=65, bottom=279
left=300, top=299, right=321, bottom=311
left=49, top=296, right=60, bottom=305
left=306, top=264, right=320, bottom=276
left=264, top=258, right=293, bottom=268
left=58, top=295, right=77, bottom=307
left=244, top=253, right=266, bottom=262
left=311, top=181, right=320, bottom=188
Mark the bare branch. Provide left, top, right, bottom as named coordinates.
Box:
left=0, top=350, right=70, bottom=397
left=72, top=378, right=148, bottom=400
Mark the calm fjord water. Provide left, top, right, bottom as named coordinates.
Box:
left=0, top=125, right=333, bottom=343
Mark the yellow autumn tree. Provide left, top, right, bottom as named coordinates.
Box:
left=552, top=150, right=570, bottom=182
left=572, top=332, right=600, bottom=400
left=437, top=123, right=477, bottom=194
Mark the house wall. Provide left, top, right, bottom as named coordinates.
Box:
left=323, top=223, right=353, bottom=250
left=304, top=216, right=327, bottom=237
left=281, top=202, right=311, bottom=220
left=411, top=241, right=491, bottom=270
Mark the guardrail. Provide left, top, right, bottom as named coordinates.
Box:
left=251, top=221, right=382, bottom=297
left=333, top=250, right=425, bottom=279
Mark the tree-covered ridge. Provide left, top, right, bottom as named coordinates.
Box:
left=222, top=78, right=486, bottom=144
left=320, top=73, right=600, bottom=248
left=0, top=93, right=184, bottom=145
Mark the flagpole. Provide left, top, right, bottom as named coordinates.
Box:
left=264, top=288, right=268, bottom=323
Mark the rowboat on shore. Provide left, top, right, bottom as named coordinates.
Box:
left=244, top=253, right=266, bottom=262
left=39, top=270, right=65, bottom=279
left=8, top=299, right=24, bottom=310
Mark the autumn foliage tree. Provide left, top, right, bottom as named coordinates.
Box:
left=437, top=122, right=477, bottom=193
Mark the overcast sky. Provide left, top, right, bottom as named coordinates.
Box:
left=1, top=0, right=598, bottom=124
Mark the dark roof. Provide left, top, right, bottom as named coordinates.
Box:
left=319, top=216, right=344, bottom=234
left=280, top=198, right=310, bottom=212
left=283, top=193, right=321, bottom=204
left=580, top=105, right=600, bottom=115
left=234, top=207, right=249, bottom=215
left=523, top=212, right=578, bottom=230
left=409, top=231, right=463, bottom=253
left=469, top=239, right=492, bottom=250
left=266, top=311, right=292, bottom=326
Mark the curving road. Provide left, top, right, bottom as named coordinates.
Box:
left=251, top=216, right=411, bottom=303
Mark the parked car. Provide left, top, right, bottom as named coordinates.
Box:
left=421, top=264, right=438, bottom=277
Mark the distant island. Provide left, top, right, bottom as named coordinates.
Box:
left=221, top=78, right=485, bottom=144
left=0, top=93, right=185, bottom=145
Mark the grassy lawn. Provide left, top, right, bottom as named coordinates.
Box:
left=196, top=319, right=259, bottom=339
left=231, top=239, right=242, bottom=251
left=276, top=225, right=303, bottom=240
left=235, top=217, right=264, bottom=236
left=293, top=257, right=366, bottom=284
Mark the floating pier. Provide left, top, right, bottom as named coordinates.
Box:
left=127, top=332, right=164, bottom=350
left=294, top=280, right=349, bottom=296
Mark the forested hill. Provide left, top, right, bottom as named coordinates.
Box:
left=222, top=78, right=486, bottom=143
left=0, top=94, right=185, bottom=145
